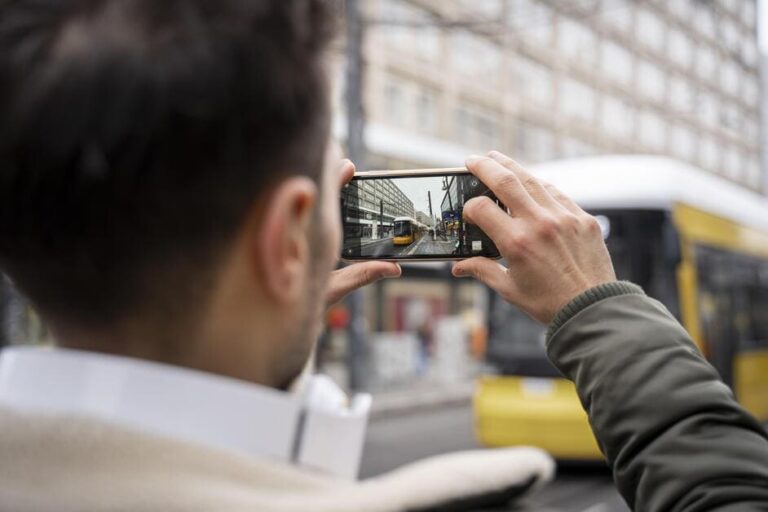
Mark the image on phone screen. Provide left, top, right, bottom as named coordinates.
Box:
left=341, top=172, right=502, bottom=260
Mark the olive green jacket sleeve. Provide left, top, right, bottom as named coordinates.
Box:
left=546, top=282, right=768, bottom=512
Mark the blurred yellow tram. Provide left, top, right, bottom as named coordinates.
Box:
left=393, top=217, right=427, bottom=246
left=474, top=156, right=768, bottom=459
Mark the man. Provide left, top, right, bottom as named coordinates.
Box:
left=0, top=2, right=555, bottom=511
left=0, top=1, right=766, bottom=511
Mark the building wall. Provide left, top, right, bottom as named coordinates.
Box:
left=351, top=0, right=762, bottom=191
left=343, top=178, right=415, bottom=239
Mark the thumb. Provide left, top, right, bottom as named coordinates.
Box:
left=452, top=257, right=509, bottom=292
left=326, top=261, right=401, bottom=305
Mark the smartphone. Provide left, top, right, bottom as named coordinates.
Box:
left=340, top=168, right=502, bottom=261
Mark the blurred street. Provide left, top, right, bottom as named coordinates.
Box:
left=361, top=403, right=629, bottom=512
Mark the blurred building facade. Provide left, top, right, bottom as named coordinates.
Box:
left=339, top=0, right=763, bottom=192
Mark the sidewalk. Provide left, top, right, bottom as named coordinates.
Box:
left=369, top=380, right=475, bottom=419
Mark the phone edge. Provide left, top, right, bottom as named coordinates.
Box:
left=353, top=168, right=468, bottom=179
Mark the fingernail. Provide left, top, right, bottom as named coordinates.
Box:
left=383, top=265, right=401, bottom=278
left=453, top=266, right=465, bottom=277
left=466, top=154, right=484, bottom=164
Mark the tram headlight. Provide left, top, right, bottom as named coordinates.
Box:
left=595, top=215, right=611, bottom=240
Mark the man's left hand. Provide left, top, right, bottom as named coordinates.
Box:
left=326, top=160, right=401, bottom=307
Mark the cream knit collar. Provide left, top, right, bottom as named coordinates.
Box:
left=0, top=346, right=370, bottom=479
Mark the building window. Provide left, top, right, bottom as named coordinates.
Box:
left=693, top=5, right=717, bottom=40
left=379, top=0, right=440, bottom=63
left=601, top=2, right=634, bottom=36
left=723, top=146, right=742, bottom=179
left=561, top=77, right=597, bottom=123
left=601, top=41, right=633, bottom=86
left=696, top=46, right=718, bottom=83
left=696, top=91, right=719, bottom=127
left=454, top=105, right=500, bottom=150
left=743, top=1, right=757, bottom=28
left=558, top=16, right=598, bottom=68
left=457, top=0, right=501, bottom=18
left=721, top=61, right=741, bottom=98
left=508, top=0, right=554, bottom=47
left=667, top=0, right=693, bottom=21
left=721, top=101, right=743, bottom=134
left=638, top=110, right=666, bottom=150
left=637, top=59, right=666, bottom=103
left=746, top=157, right=761, bottom=189
left=636, top=8, right=666, bottom=53
left=601, top=94, right=635, bottom=139
left=416, top=88, right=438, bottom=135
left=384, top=79, right=405, bottom=127
left=722, top=19, right=742, bottom=56
left=515, top=56, right=554, bottom=107
left=476, top=114, right=500, bottom=148
left=700, top=135, right=721, bottom=171
left=669, top=75, right=695, bottom=115
left=669, top=123, right=697, bottom=161
left=742, top=37, right=759, bottom=69
left=668, top=29, right=694, bottom=69
left=744, top=116, right=760, bottom=145
left=516, top=122, right=555, bottom=162
left=451, top=29, right=501, bottom=78
left=560, top=136, right=595, bottom=158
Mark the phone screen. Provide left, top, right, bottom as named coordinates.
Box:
left=341, top=172, right=502, bottom=260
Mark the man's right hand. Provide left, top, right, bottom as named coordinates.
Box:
left=452, top=151, right=617, bottom=324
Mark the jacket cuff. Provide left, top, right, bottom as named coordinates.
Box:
left=546, top=281, right=645, bottom=341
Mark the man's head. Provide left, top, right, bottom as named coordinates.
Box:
left=0, top=0, right=342, bottom=388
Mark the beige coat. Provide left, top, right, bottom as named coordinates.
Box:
left=0, top=406, right=554, bottom=512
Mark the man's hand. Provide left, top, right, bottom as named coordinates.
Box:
left=326, top=160, right=401, bottom=307
left=452, top=151, right=616, bottom=324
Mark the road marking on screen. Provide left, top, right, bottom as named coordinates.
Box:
left=580, top=504, right=609, bottom=512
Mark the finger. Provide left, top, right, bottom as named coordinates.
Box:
left=326, top=261, right=401, bottom=305
left=487, top=150, right=562, bottom=211
left=462, top=195, right=516, bottom=244
left=452, top=257, right=510, bottom=291
left=339, top=159, right=355, bottom=187
left=539, top=180, right=583, bottom=215
left=465, top=155, right=538, bottom=217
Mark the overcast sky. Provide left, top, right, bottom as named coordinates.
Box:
left=392, top=176, right=445, bottom=217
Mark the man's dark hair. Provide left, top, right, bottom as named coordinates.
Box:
left=0, top=0, right=335, bottom=328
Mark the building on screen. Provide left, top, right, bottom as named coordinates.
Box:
left=342, top=179, right=416, bottom=241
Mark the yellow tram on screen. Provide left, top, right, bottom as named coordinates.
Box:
left=474, top=155, right=768, bottom=459
left=393, top=217, right=426, bottom=246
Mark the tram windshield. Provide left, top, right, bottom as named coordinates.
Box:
left=486, top=209, right=680, bottom=376
left=393, top=220, right=412, bottom=237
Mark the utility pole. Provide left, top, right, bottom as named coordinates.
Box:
left=344, top=0, right=367, bottom=392
left=0, top=277, right=9, bottom=348
left=379, top=199, right=384, bottom=239
left=427, top=190, right=433, bottom=219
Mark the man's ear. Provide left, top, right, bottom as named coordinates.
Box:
left=251, top=177, right=318, bottom=304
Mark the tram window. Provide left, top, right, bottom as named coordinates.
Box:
left=747, top=260, right=768, bottom=349
left=593, top=209, right=680, bottom=317
left=695, top=245, right=768, bottom=386
left=485, top=209, right=679, bottom=376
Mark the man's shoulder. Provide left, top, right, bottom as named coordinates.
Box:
left=0, top=405, right=338, bottom=512
left=0, top=405, right=555, bottom=512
